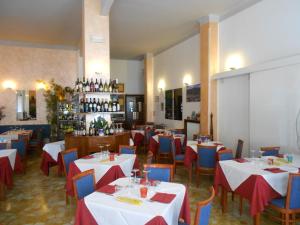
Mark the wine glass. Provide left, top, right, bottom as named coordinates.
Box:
left=98, top=144, right=104, bottom=158
left=132, top=169, right=139, bottom=184
left=105, top=143, right=111, bottom=156
left=120, top=123, right=124, bottom=132
left=143, top=169, right=150, bottom=186
left=250, top=149, right=257, bottom=159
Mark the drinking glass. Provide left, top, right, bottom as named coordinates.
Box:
left=132, top=169, right=139, bottom=184
left=250, top=149, right=257, bottom=159
left=143, top=169, right=150, bottom=186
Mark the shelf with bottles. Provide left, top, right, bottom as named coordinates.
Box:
left=76, top=112, right=125, bottom=115
left=78, top=96, right=124, bottom=114
left=74, top=74, right=123, bottom=94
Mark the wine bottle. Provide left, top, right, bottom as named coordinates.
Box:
left=93, top=98, right=97, bottom=112
left=109, top=123, right=114, bottom=135
left=84, top=98, right=89, bottom=113
left=78, top=78, right=83, bottom=92
left=95, top=78, right=99, bottom=92
left=96, top=98, right=101, bottom=112
left=109, top=79, right=113, bottom=92
left=88, top=98, right=93, bottom=112
left=99, top=78, right=103, bottom=92
left=75, top=78, right=79, bottom=92
left=80, top=98, right=84, bottom=113
left=82, top=78, right=86, bottom=92
left=112, top=99, right=117, bottom=112
left=90, top=78, right=95, bottom=92
left=85, top=78, right=90, bottom=92
left=116, top=99, right=120, bottom=112
left=100, top=99, right=104, bottom=112
left=104, top=80, right=108, bottom=92
left=104, top=99, right=109, bottom=112
left=115, top=79, right=119, bottom=93
left=108, top=100, right=112, bottom=112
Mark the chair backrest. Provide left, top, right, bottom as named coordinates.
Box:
left=235, top=139, right=244, bottom=159
left=72, top=169, right=95, bottom=200
left=145, top=129, right=156, bottom=145
left=217, top=149, right=234, bottom=161
left=11, top=139, right=26, bottom=158
left=119, top=145, right=136, bottom=154
left=170, top=129, right=184, bottom=135
left=286, top=173, right=300, bottom=210
left=0, top=142, right=8, bottom=150
left=197, top=145, right=217, bottom=169
left=170, top=138, right=176, bottom=160
left=194, top=187, right=215, bottom=225
left=143, top=164, right=174, bottom=182
left=61, top=148, right=78, bottom=176
left=260, top=146, right=280, bottom=156
left=158, top=135, right=172, bottom=154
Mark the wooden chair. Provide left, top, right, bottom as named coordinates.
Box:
left=261, top=146, right=280, bottom=156
left=196, top=144, right=217, bottom=187
left=235, top=139, right=244, bottom=159
left=267, top=173, right=300, bottom=225
left=157, top=135, right=172, bottom=162
left=143, top=164, right=174, bottom=182
left=119, top=145, right=136, bottom=154
left=170, top=138, right=185, bottom=173
left=146, top=151, right=154, bottom=164
left=217, top=149, right=233, bottom=161
left=61, top=148, right=78, bottom=176
left=179, top=187, right=215, bottom=225
left=0, top=143, right=8, bottom=150
left=28, top=128, right=43, bottom=152
left=72, top=169, right=95, bottom=201
left=61, top=148, right=78, bottom=204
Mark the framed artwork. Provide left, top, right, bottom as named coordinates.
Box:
left=186, top=84, right=200, bottom=102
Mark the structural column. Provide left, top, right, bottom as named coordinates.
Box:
left=144, top=53, right=154, bottom=123
left=199, top=15, right=219, bottom=138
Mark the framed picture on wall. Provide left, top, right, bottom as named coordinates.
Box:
left=186, top=84, right=200, bottom=102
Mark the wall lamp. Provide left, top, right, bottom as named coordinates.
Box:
left=183, top=74, right=192, bottom=86
left=2, top=80, right=16, bottom=90
left=158, top=79, right=165, bottom=92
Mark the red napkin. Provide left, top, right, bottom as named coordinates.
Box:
left=97, top=185, right=116, bottom=194
left=234, top=158, right=249, bottom=163
left=150, top=192, right=176, bottom=203
left=82, top=155, right=94, bottom=159
left=264, top=168, right=287, bottom=173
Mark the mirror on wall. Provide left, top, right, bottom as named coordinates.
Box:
left=16, top=90, right=37, bottom=121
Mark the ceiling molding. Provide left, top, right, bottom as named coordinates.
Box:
left=101, top=0, right=114, bottom=16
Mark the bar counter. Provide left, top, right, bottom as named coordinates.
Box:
left=65, top=131, right=130, bottom=157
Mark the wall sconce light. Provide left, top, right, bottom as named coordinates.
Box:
left=2, top=80, right=16, bottom=90
left=183, top=74, right=192, bottom=86
left=158, top=79, right=165, bottom=92
left=36, top=81, right=47, bottom=90
left=225, top=53, right=244, bottom=71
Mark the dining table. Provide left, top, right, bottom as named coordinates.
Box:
left=40, top=140, right=65, bottom=176
left=66, top=153, right=139, bottom=197
left=214, top=155, right=300, bottom=225
left=0, top=129, right=33, bottom=141
left=75, top=177, right=191, bottom=225
left=0, top=149, right=24, bottom=199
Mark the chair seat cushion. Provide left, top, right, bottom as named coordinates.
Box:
left=271, top=197, right=286, bottom=208
left=175, top=154, right=185, bottom=161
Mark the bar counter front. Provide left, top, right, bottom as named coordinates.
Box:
left=65, top=131, right=130, bottom=157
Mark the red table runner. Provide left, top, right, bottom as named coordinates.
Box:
left=75, top=186, right=191, bottom=225
left=0, top=153, right=23, bottom=188
left=40, top=151, right=64, bottom=176
left=214, top=163, right=281, bottom=216
left=66, top=158, right=140, bottom=197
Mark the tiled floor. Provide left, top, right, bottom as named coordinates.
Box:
left=0, top=152, right=278, bottom=225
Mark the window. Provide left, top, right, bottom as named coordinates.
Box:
left=165, top=88, right=182, bottom=120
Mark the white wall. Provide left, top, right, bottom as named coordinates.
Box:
left=219, top=0, right=300, bottom=71
left=110, top=59, right=144, bottom=94
left=153, top=34, right=200, bottom=129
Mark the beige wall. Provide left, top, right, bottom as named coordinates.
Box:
left=0, top=44, right=78, bottom=125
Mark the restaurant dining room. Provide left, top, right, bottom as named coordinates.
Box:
left=1, top=0, right=300, bottom=224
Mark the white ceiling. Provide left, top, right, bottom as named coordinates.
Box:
left=0, top=0, right=260, bottom=58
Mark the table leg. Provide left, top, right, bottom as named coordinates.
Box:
left=253, top=213, right=260, bottom=225
left=222, top=186, right=228, bottom=213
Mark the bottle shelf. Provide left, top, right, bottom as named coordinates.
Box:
left=74, top=92, right=125, bottom=96
left=75, top=112, right=125, bottom=115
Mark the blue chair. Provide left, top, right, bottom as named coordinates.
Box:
left=261, top=146, right=280, bottom=156
left=72, top=169, right=95, bottom=201
left=217, top=149, right=233, bottom=161
left=179, top=187, right=215, bottom=225
left=158, top=135, right=172, bottom=162
left=0, top=142, right=8, bottom=150
left=170, top=129, right=184, bottom=135
left=171, top=138, right=185, bottom=173
left=119, top=145, right=136, bottom=154
left=61, top=148, right=78, bottom=176
left=11, top=139, right=26, bottom=158
left=145, top=129, right=156, bottom=146
left=29, top=128, right=43, bottom=152
left=196, top=144, right=217, bottom=187
left=143, top=164, right=174, bottom=182
left=268, top=173, right=300, bottom=224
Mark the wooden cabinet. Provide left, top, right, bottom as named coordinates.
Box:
left=65, top=132, right=130, bottom=157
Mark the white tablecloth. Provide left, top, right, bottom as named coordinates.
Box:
left=42, top=140, right=65, bottom=161
left=85, top=177, right=186, bottom=225
left=74, top=154, right=136, bottom=183
left=219, top=156, right=300, bottom=196
left=0, top=130, right=32, bottom=141
left=186, top=140, right=224, bottom=152
left=0, top=149, right=17, bottom=169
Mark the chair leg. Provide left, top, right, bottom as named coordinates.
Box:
left=0, top=182, right=5, bottom=200
left=196, top=170, right=200, bottom=187
left=65, top=193, right=69, bottom=205
left=231, top=192, right=235, bottom=201
left=284, top=213, right=289, bottom=225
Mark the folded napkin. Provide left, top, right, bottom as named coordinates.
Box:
left=234, top=158, right=249, bottom=163
left=150, top=192, right=176, bottom=203
left=116, top=196, right=142, bottom=205
left=264, top=168, right=287, bottom=173
left=97, top=185, right=116, bottom=194
left=82, top=155, right=94, bottom=159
